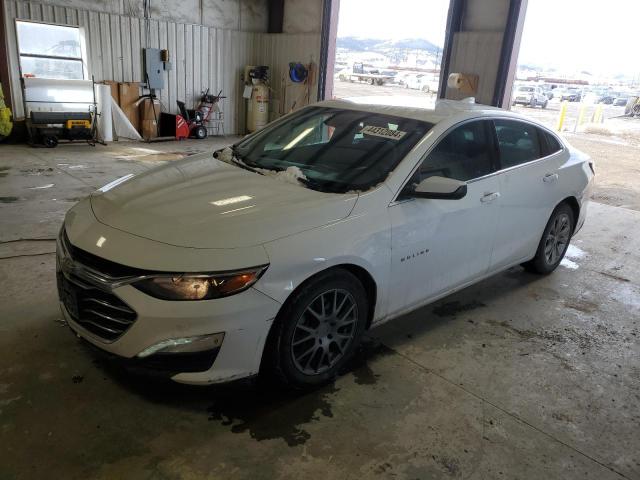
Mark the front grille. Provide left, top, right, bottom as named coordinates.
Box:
left=58, top=271, right=137, bottom=341
left=58, top=230, right=138, bottom=342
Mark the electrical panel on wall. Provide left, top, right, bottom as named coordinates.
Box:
left=143, top=48, right=164, bottom=89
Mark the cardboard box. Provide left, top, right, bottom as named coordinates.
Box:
left=118, top=82, right=140, bottom=132
left=140, top=98, right=161, bottom=122
left=141, top=119, right=158, bottom=139
left=102, top=81, right=120, bottom=106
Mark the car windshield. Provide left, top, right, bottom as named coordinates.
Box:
left=233, top=107, right=433, bottom=193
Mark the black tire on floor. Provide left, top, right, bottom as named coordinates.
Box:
left=42, top=135, right=58, bottom=148
left=522, top=202, right=575, bottom=274
left=265, top=269, right=369, bottom=390
left=194, top=125, right=207, bottom=139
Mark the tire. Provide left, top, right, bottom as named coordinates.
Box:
left=42, top=135, right=58, bottom=148
left=266, top=269, right=369, bottom=390
left=422, top=85, right=430, bottom=93
left=522, top=202, right=574, bottom=274
left=542, top=100, right=548, bottom=109
left=194, top=125, right=207, bottom=139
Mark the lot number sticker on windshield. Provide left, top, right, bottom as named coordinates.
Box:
left=360, top=125, right=407, bottom=140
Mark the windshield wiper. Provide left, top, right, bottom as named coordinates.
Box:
left=297, top=177, right=339, bottom=193
left=214, top=147, right=264, bottom=175
left=231, top=156, right=263, bottom=175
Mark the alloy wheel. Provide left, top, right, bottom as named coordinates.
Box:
left=544, top=213, right=571, bottom=265
left=291, top=289, right=358, bottom=375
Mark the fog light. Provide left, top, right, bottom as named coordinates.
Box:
left=137, top=333, right=224, bottom=358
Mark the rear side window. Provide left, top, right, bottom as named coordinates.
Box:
left=413, top=120, right=496, bottom=182
left=538, top=129, right=562, bottom=156
left=494, top=119, right=542, bottom=169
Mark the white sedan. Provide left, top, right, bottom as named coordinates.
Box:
left=57, top=98, right=594, bottom=388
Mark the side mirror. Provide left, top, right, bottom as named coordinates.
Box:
left=410, top=175, right=467, bottom=200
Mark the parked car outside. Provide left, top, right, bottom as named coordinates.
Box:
left=540, top=85, right=554, bottom=100
left=555, top=88, right=582, bottom=102
left=613, top=95, right=630, bottom=107
left=597, top=92, right=617, bottom=104
left=403, top=74, right=438, bottom=93
left=512, top=85, right=548, bottom=108
left=57, top=98, right=593, bottom=388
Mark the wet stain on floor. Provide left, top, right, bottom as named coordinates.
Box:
left=432, top=300, right=486, bottom=317
left=81, top=334, right=395, bottom=448
left=0, top=166, right=9, bottom=177
left=346, top=337, right=394, bottom=385
left=0, top=196, right=19, bottom=203
left=205, top=384, right=338, bottom=446
left=563, top=297, right=599, bottom=314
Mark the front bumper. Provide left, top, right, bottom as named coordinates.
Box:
left=56, top=230, right=282, bottom=385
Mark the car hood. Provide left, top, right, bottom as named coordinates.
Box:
left=90, top=153, right=358, bottom=248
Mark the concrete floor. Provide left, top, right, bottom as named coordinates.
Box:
left=1, top=140, right=639, bottom=479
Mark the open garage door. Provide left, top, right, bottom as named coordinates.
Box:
left=325, top=0, right=449, bottom=104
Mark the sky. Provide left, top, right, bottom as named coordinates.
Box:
left=337, top=0, right=640, bottom=77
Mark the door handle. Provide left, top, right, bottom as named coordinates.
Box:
left=543, top=173, right=559, bottom=183
left=480, top=192, right=500, bottom=203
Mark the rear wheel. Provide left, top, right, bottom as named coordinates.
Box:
left=523, top=203, right=574, bottom=274
left=266, top=269, right=368, bottom=389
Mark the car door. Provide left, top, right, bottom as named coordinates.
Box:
left=387, top=120, right=501, bottom=315
left=489, top=119, right=566, bottom=271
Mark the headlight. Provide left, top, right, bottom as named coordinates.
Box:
left=132, top=266, right=268, bottom=301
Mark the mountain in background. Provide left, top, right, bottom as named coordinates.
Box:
left=337, top=36, right=441, bottom=54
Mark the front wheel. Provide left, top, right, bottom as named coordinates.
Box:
left=193, top=125, right=207, bottom=139
left=266, top=269, right=369, bottom=389
left=523, top=203, right=574, bottom=274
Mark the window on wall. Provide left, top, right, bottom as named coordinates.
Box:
left=16, top=21, right=86, bottom=80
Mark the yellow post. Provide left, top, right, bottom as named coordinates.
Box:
left=593, top=104, right=604, bottom=124
left=556, top=101, right=568, bottom=132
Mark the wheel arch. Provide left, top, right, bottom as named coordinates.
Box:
left=275, top=264, right=377, bottom=330
left=559, top=196, right=580, bottom=229
left=258, top=263, right=378, bottom=374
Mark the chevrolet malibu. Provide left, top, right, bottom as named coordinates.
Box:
left=57, top=98, right=594, bottom=388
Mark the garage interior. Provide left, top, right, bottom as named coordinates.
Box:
left=1, top=0, right=639, bottom=479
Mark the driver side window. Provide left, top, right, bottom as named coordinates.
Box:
left=411, top=120, right=496, bottom=184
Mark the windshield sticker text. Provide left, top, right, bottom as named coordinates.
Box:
left=360, top=125, right=407, bottom=141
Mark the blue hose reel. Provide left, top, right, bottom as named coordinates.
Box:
left=289, top=63, right=308, bottom=83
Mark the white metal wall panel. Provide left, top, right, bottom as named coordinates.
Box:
left=4, top=0, right=322, bottom=133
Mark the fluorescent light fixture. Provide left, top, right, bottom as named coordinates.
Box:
left=283, top=127, right=314, bottom=150
left=96, top=236, right=106, bottom=247
left=210, top=195, right=252, bottom=206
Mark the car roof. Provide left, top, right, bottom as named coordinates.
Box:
left=315, top=97, right=527, bottom=125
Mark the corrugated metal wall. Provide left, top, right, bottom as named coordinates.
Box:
left=3, top=0, right=321, bottom=134
left=258, top=33, right=321, bottom=119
